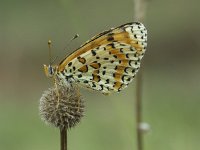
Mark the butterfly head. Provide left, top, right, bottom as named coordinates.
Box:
left=43, top=64, right=57, bottom=78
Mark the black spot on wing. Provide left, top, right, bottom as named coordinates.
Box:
left=105, top=79, right=110, bottom=84
left=83, top=80, right=89, bottom=83
left=68, top=62, right=72, bottom=67
left=107, top=36, right=114, bottom=41
left=107, top=43, right=115, bottom=48
left=104, top=57, right=109, bottom=60
left=78, top=74, right=82, bottom=78
left=91, top=50, right=96, bottom=56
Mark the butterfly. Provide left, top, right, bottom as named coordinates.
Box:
left=44, top=22, right=147, bottom=95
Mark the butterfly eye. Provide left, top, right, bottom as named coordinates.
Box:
left=48, top=65, right=54, bottom=76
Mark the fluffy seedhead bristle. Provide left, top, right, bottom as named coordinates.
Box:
left=39, top=85, right=84, bottom=129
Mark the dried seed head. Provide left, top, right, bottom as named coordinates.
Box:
left=39, top=85, right=84, bottom=129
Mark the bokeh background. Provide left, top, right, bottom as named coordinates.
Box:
left=0, top=0, right=200, bottom=150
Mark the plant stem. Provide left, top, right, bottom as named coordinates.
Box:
left=134, top=0, right=147, bottom=150
left=60, top=127, right=67, bottom=150
left=136, top=70, right=143, bottom=150
left=134, top=0, right=147, bottom=22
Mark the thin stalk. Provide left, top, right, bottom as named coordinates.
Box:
left=134, top=0, right=147, bottom=22
left=60, top=127, right=67, bottom=150
left=136, top=70, right=143, bottom=150
left=134, top=0, right=148, bottom=150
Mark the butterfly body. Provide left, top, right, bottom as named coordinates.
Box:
left=44, top=22, right=147, bottom=95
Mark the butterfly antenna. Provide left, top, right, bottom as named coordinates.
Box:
left=70, top=34, right=79, bottom=43
left=48, top=40, right=52, bottom=65
left=64, top=34, right=79, bottom=51
left=51, top=56, right=58, bottom=65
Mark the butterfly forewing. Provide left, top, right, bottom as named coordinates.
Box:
left=57, top=22, right=147, bottom=94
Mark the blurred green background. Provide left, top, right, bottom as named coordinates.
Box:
left=0, top=0, right=200, bottom=150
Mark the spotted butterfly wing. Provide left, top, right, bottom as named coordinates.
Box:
left=56, top=22, right=147, bottom=94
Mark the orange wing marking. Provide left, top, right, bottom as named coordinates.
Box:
left=58, top=31, right=142, bottom=71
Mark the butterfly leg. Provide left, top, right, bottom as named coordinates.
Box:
left=53, top=78, right=60, bottom=108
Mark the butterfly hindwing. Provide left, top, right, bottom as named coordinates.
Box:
left=57, top=22, right=147, bottom=94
